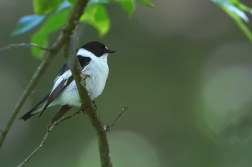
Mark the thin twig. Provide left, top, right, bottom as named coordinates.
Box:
left=106, top=106, right=128, bottom=132
left=18, top=80, right=26, bottom=90
left=18, top=109, right=82, bottom=167
left=0, top=0, right=89, bottom=149
left=0, top=43, right=50, bottom=52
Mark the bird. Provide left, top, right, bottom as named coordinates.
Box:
left=20, top=41, right=115, bottom=123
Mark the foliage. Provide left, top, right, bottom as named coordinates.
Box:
left=137, top=0, right=155, bottom=8
left=12, top=0, right=155, bottom=58
left=11, top=0, right=252, bottom=58
left=213, top=0, right=252, bottom=41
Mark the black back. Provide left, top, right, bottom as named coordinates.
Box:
left=54, top=56, right=91, bottom=82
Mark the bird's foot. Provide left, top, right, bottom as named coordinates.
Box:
left=93, top=100, right=97, bottom=109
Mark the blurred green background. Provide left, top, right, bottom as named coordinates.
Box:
left=1, top=0, right=252, bottom=166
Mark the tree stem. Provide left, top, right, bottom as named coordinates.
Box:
left=65, top=36, right=113, bottom=167
left=0, top=0, right=89, bottom=149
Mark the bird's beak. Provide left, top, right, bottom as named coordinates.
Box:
left=108, top=50, right=116, bottom=53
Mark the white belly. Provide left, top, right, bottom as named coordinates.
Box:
left=55, top=57, right=109, bottom=107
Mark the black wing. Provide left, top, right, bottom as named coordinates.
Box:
left=38, top=75, right=74, bottom=118
left=54, top=64, right=69, bottom=83
left=20, top=93, right=50, bottom=121
left=38, top=56, right=91, bottom=118
left=54, top=56, right=91, bottom=82
left=20, top=56, right=91, bottom=121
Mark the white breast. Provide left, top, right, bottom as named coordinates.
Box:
left=55, top=50, right=109, bottom=107
left=84, top=53, right=109, bottom=99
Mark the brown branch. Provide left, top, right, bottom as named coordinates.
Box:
left=17, top=109, right=82, bottom=167
left=64, top=36, right=113, bottom=167
left=0, top=0, right=89, bottom=149
left=106, top=106, right=128, bottom=132
left=0, top=43, right=50, bottom=52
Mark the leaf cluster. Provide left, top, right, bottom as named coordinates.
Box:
left=213, top=0, right=252, bottom=41
left=12, top=0, right=155, bottom=58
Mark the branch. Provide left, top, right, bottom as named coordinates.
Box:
left=18, top=109, right=82, bottom=167
left=0, top=0, right=89, bottom=149
left=106, top=106, right=128, bottom=132
left=64, top=37, right=113, bottom=167
left=0, top=43, right=50, bottom=52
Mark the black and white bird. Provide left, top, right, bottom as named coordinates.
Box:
left=20, top=41, right=115, bottom=123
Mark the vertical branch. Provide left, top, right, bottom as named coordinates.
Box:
left=64, top=37, right=113, bottom=167
left=0, top=0, right=90, bottom=149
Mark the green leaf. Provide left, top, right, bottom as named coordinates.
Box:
left=213, top=0, right=252, bottom=22
left=213, top=0, right=252, bottom=42
left=12, top=14, right=46, bottom=35
left=137, top=0, right=155, bottom=8
left=33, top=0, right=62, bottom=14
left=31, top=9, right=69, bottom=58
left=222, top=5, right=252, bottom=41
left=67, top=0, right=75, bottom=4
left=56, top=0, right=72, bottom=13
left=88, top=0, right=111, bottom=4
left=115, top=0, right=135, bottom=16
left=80, top=4, right=110, bottom=36
left=229, top=0, right=239, bottom=5
left=232, top=1, right=252, bottom=13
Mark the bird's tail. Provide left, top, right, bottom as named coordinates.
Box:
left=20, top=93, right=50, bottom=121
